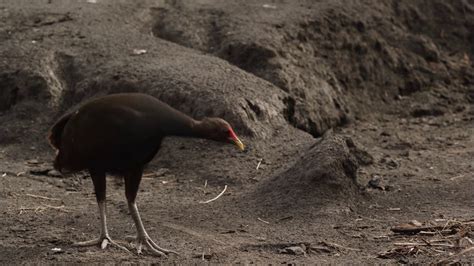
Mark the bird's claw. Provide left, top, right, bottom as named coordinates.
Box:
left=73, top=235, right=130, bottom=253
left=100, top=238, right=109, bottom=249
left=126, top=235, right=178, bottom=257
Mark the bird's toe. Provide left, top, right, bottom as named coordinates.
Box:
left=73, top=235, right=130, bottom=253
left=147, top=237, right=179, bottom=255
left=127, top=235, right=175, bottom=257
left=73, top=237, right=102, bottom=247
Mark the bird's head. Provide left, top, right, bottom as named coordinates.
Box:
left=197, top=117, right=245, bottom=151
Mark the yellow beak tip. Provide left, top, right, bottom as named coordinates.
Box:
left=235, top=140, right=245, bottom=151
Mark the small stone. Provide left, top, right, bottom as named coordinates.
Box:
left=50, top=247, right=64, bottom=254
left=48, top=170, right=62, bottom=177
left=131, top=49, right=147, bottom=55
left=262, top=4, right=277, bottom=9
left=400, top=151, right=410, bottom=157
left=368, top=175, right=385, bottom=190
left=30, top=167, right=51, bottom=175
left=386, top=159, right=399, bottom=169
left=279, top=246, right=306, bottom=255
left=154, top=168, right=170, bottom=177
left=411, top=106, right=445, bottom=117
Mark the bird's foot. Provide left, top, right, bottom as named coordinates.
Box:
left=125, top=235, right=178, bottom=257
left=73, top=234, right=130, bottom=253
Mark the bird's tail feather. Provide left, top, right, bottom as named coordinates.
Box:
left=48, top=112, right=73, bottom=150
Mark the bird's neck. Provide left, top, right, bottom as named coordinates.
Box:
left=161, top=113, right=206, bottom=139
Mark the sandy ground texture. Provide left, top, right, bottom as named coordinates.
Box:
left=0, top=0, right=473, bottom=264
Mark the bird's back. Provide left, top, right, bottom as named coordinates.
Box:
left=50, top=93, right=190, bottom=173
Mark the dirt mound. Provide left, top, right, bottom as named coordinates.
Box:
left=0, top=70, right=49, bottom=111
left=151, top=2, right=350, bottom=137
left=151, top=0, right=473, bottom=134
left=244, top=134, right=366, bottom=215
left=0, top=1, right=295, bottom=147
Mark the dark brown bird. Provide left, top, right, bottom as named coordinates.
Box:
left=48, top=93, right=244, bottom=256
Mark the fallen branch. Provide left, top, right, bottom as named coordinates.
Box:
left=392, top=224, right=447, bottom=234
left=199, top=185, right=227, bottom=204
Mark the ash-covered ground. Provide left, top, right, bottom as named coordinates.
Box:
left=0, top=0, right=473, bottom=264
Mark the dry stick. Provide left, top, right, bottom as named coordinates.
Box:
left=438, top=246, right=474, bottom=264
left=394, top=242, right=455, bottom=248
left=25, top=193, right=61, bottom=201
left=42, top=204, right=68, bottom=210
left=256, top=159, right=263, bottom=170
left=257, top=217, right=270, bottom=224
left=392, top=225, right=447, bottom=234
left=199, top=185, right=227, bottom=204
left=457, top=246, right=474, bottom=256
left=19, top=204, right=69, bottom=214
left=442, top=219, right=452, bottom=231
left=143, top=173, right=155, bottom=178
left=449, top=174, right=465, bottom=181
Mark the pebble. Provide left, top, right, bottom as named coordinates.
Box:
left=48, top=170, right=62, bottom=177
left=279, top=245, right=307, bottom=255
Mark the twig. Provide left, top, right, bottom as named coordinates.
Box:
left=394, top=242, right=455, bottom=248
left=419, top=231, right=437, bottom=236
left=19, top=204, right=69, bottom=214
left=257, top=217, right=270, bottom=224
left=392, top=225, right=446, bottom=234
left=43, top=204, right=68, bottom=211
left=438, top=246, right=474, bottom=264
left=442, top=219, right=452, bottom=231
left=199, top=185, right=227, bottom=204
left=449, top=174, right=465, bottom=181
left=143, top=172, right=155, bottom=177
left=457, top=246, right=474, bottom=256
left=25, top=193, right=61, bottom=201
left=256, top=159, right=263, bottom=170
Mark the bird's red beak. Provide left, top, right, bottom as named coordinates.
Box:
left=228, top=128, right=245, bottom=151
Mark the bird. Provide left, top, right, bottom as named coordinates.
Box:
left=48, top=92, right=244, bottom=256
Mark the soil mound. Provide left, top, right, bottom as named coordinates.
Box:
left=151, top=0, right=473, bottom=134
left=0, top=2, right=294, bottom=148
left=245, top=134, right=366, bottom=214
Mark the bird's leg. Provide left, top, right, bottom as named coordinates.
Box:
left=125, top=201, right=178, bottom=256
left=124, top=168, right=178, bottom=257
left=73, top=170, right=129, bottom=253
